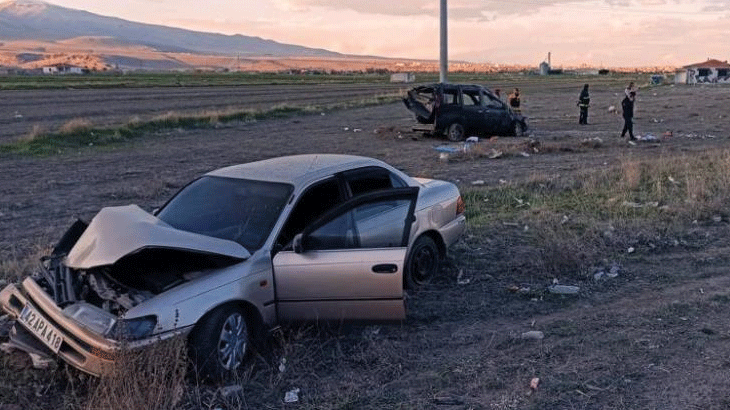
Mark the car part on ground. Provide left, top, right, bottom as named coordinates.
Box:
left=403, top=83, right=528, bottom=140
left=0, top=154, right=465, bottom=380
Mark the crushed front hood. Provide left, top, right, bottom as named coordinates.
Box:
left=65, top=205, right=250, bottom=269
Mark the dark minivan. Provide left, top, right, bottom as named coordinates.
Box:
left=403, top=83, right=528, bottom=141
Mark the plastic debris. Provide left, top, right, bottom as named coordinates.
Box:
left=530, top=377, right=540, bottom=390
left=353, top=128, right=362, bottom=132
left=466, top=136, right=479, bottom=143
left=521, top=331, right=544, bottom=340
left=471, top=180, right=485, bottom=185
left=548, top=284, right=579, bottom=295
left=712, top=215, right=722, bottom=223
left=279, top=358, right=287, bottom=373
left=456, top=269, right=471, bottom=285
left=627, top=247, right=635, bottom=253
left=284, top=388, right=300, bottom=403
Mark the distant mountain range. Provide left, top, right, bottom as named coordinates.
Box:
left=0, top=0, right=340, bottom=57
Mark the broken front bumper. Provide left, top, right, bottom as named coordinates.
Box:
left=0, top=277, right=191, bottom=376
left=0, top=278, right=118, bottom=375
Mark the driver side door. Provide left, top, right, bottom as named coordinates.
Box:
left=272, top=188, right=418, bottom=322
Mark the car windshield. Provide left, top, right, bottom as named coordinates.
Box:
left=157, top=176, right=293, bottom=252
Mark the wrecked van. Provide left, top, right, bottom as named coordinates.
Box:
left=0, top=154, right=466, bottom=379
left=403, top=83, right=528, bottom=141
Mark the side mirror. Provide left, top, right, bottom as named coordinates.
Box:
left=293, top=233, right=305, bottom=254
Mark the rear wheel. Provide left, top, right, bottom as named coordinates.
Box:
left=405, top=236, right=440, bottom=289
left=190, top=305, right=254, bottom=380
left=447, top=122, right=465, bottom=142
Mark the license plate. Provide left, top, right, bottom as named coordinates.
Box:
left=19, top=304, right=63, bottom=353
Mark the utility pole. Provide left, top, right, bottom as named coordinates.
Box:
left=439, top=0, right=448, bottom=83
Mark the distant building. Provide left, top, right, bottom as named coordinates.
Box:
left=676, top=58, right=730, bottom=84
left=42, top=65, right=87, bottom=75
left=390, top=72, right=415, bottom=83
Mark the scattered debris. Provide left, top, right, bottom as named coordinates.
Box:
left=521, top=331, right=544, bottom=340
left=456, top=269, right=471, bottom=285
left=607, top=105, right=617, bottom=113
left=627, top=247, right=636, bottom=254
left=662, top=131, right=673, bottom=139
left=560, top=215, right=569, bottom=225
left=13, top=112, right=23, bottom=119
left=636, top=134, right=659, bottom=142
left=530, top=377, right=540, bottom=390
left=488, top=149, right=503, bottom=159
left=712, top=215, right=722, bottom=223
left=471, top=180, right=485, bottom=186
left=353, top=128, right=362, bottom=132
left=466, top=136, right=479, bottom=143
left=284, top=388, right=301, bottom=403
left=279, top=357, right=287, bottom=373
left=548, top=284, right=580, bottom=295
left=520, top=152, right=530, bottom=157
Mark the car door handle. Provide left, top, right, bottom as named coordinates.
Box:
left=372, top=264, right=398, bottom=274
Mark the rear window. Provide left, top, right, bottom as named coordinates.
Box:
left=157, top=176, right=293, bottom=251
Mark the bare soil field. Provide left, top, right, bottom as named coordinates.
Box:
left=1, top=79, right=730, bottom=409
left=0, top=83, right=406, bottom=144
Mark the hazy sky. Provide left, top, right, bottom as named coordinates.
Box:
left=46, top=0, right=730, bottom=67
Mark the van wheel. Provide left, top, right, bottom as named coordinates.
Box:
left=190, top=305, right=252, bottom=380
left=447, top=122, right=465, bottom=142
left=513, top=122, right=525, bottom=137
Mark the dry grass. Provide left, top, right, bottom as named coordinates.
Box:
left=19, top=124, right=47, bottom=143
left=58, top=118, right=93, bottom=135
left=85, top=337, right=188, bottom=410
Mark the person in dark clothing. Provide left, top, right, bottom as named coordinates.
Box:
left=577, top=84, right=590, bottom=124
left=508, top=88, right=521, bottom=113
left=621, top=91, right=636, bottom=140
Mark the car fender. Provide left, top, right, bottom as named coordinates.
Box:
left=125, top=255, right=276, bottom=333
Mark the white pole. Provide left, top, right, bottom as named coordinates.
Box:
left=439, top=0, right=448, bottom=83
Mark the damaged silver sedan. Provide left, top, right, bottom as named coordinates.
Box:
left=0, top=154, right=465, bottom=379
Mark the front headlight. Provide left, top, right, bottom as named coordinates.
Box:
left=107, top=315, right=157, bottom=341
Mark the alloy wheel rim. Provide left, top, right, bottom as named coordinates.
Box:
left=217, top=312, right=247, bottom=370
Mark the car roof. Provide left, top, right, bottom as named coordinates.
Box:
left=206, top=154, right=392, bottom=186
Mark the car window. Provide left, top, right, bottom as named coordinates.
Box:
left=462, top=90, right=481, bottom=106
left=305, top=198, right=412, bottom=251
left=276, top=178, right=344, bottom=249
left=342, top=167, right=406, bottom=197
left=157, top=176, right=293, bottom=252
left=485, top=94, right=504, bottom=109
left=442, top=89, right=458, bottom=105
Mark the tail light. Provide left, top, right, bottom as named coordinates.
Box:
left=456, top=195, right=465, bottom=215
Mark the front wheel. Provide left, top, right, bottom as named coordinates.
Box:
left=447, top=122, right=465, bottom=142
left=189, top=305, right=253, bottom=380
left=513, top=121, right=525, bottom=137
left=404, top=236, right=440, bottom=289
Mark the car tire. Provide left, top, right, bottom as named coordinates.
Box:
left=189, top=305, right=253, bottom=380
left=513, top=122, right=525, bottom=137
left=405, top=236, right=440, bottom=289
left=447, top=122, right=465, bottom=142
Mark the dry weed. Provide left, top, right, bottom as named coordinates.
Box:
left=85, top=336, right=188, bottom=410
left=21, top=124, right=47, bottom=142
left=59, top=118, right=93, bottom=135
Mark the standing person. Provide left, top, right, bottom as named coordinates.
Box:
left=620, top=91, right=636, bottom=140
left=508, top=88, right=521, bottom=113
left=577, top=84, right=590, bottom=124
left=624, top=81, right=635, bottom=98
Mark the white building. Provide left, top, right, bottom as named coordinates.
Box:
left=676, top=59, right=730, bottom=84
left=390, top=73, right=415, bottom=83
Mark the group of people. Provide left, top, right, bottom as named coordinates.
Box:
left=494, top=88, right=522, bottom=113
left=576, top=81, right=637, bottom=141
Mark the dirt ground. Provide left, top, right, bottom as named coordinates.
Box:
left=1, top=80, right=730, bottom=409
